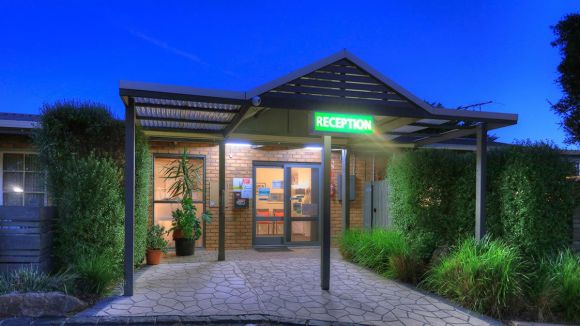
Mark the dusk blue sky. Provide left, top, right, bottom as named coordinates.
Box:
left=1, top=1, right=578, bottom=148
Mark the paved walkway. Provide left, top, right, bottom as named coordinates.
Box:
left=83, top=249, right=499, bottom=326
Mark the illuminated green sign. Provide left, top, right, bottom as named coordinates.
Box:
left=313, top=112, right=374, bottom=134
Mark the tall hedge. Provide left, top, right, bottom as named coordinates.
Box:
left=55, top=156, right=124, bottom=267
left=388, top=142, right=575, bottom=258
left=495, top=142, right=575, bottom=257
left=388, top=149, right=475, bottom=258
left=34, top=101, right=151, bottom=270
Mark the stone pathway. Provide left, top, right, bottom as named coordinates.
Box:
left=83, top=249, right=500, bottom=326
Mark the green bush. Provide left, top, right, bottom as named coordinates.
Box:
left=339, top=229, right=422, bottom=283
left=0, top=267, right=76, bottom=295
left=134, top=131, right=151, bottom=265
left=34, top=101, right=151, bottom=270
left=74, top=254, right=120, bottom=296
left=387, top=143, right=576, bottom=259
left=495, top=142, right=575, bottom=257
left=388, top=149, right=474, bottom=258
left=55, top=156, right=124, bottom=269
left=423, top=238, right=524, bottom=318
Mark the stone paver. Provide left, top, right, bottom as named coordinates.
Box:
left=84, top=249, right=500, bottom=326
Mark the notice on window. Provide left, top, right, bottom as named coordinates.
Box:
left=258, top=187, right=270, bottom=200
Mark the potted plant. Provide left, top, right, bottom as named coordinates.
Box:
left=164, top=150, right=212, bottom=256
left=146, top=225, right=168, bottom=265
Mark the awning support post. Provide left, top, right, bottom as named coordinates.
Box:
left=475, top=123, right=487, bottom=241
left=341, top=149, right=350, bottom=230
left=218, top=141, right=226, bottom=261
left=321, top=135, right=331, bottom=291
left=123, top=100, right=135, bottom=296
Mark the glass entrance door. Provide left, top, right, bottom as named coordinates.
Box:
left=287, top=166, right=320, bottom=244
left=254, top=166, right=285, bottom=246
left=253, top=163, right=320, bottom=247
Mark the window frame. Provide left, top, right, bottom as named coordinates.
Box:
left=152, top=153, right=206, bottom=246
left=0, top=150, right=47, bottom=207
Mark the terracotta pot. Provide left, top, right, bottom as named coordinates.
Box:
left=146, top=249, right=162, bottom=265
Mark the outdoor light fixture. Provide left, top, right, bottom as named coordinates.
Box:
left=304, top=146, right=322, bottom=150
left=225, top=142, right=252, bottom=147
left=12, top=186, right=23, bottom=193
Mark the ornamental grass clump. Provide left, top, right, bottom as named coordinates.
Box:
left=339, top=229, right=422, bottom=284
left=423, top=237, right=524, bottom=318
left=0, top=267, right=76, bottom=295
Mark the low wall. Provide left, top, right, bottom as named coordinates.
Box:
left=0, top=206, right=56, bottom=272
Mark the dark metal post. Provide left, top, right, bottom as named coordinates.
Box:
left=321, top=136, right=331, bottom=290
left=218, top=141, right=226, bottom=261
left=123, top=101, right=135, bottom=296
left=475, top=123, right=487, bottom=241
left=341, top=149, right=350, bottom=230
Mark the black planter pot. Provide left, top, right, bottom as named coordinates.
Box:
left=175, top=238, right=195, bottom=256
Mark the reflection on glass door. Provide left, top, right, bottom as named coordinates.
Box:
left=254, top=166, right=285, bottom=246
left=289, top=167, right=319, bottom=243
left=153, top=156, right=205, bottom=248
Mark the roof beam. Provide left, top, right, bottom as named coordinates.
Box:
left=137, top=115, right=230, bottom=125
left=410, top=122, right=472, bottom=130
left=414, top=127, right=478, bottom=147
left=135, top=102, right=240, bottom=114
left=140, top=126, right=224, bottom=134
left=223, top=104, right=252, bottom=137
left=376, top=117, right=418, bottom=133
left=260, top=93, right=431, bottom=118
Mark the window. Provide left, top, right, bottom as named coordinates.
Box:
left=153, top=156, right=205, bottom=247
left=1, top=153, right=46, bottom=206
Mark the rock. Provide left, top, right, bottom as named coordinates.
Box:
left=0, top=291, right=85, bottom=317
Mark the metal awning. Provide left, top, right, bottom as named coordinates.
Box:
left=119, top=50, right=518, bottom=147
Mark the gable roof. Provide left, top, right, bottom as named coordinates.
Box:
left=247, top=49, right=434, bottom=115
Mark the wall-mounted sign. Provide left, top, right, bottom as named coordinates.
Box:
left=313, top=112, right=374, bottom=134
left=233, top=178, right=252, bottom=192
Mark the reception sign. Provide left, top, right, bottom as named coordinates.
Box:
left=313, top=112, right=374, bottom=135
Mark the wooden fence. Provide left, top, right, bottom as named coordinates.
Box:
left=0, top=206, right=56, bottom=272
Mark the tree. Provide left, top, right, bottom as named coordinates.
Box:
left=551, top=13, right=580, bottom=145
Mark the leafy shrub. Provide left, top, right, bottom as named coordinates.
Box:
left=495, top=142, right=575, bottom=257
left=134, top=131, right=151, bottom=265
left=147, top=225, right=169, bottom=252
left=74, top=254, right=120, bottom=296
left=339, top=229, right=422, bottom=283
left=34, top=101, right=150, bottom=269
left=388, top=149, right=474, bottom=259
left=0, top=267, right=76, bottom=295
left=423, top=238, right=524, bottom=318
left=54, top=156, right=124, bottom=268
left=387, top=142, right=576, bottom=259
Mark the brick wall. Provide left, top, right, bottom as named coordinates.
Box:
left=148, top=141, right=381, bottom=249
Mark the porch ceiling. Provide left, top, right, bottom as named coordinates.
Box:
left=119, top=50, right=518, bottom=148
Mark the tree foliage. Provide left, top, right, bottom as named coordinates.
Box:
left=551, top=13, right=580, bottom=145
